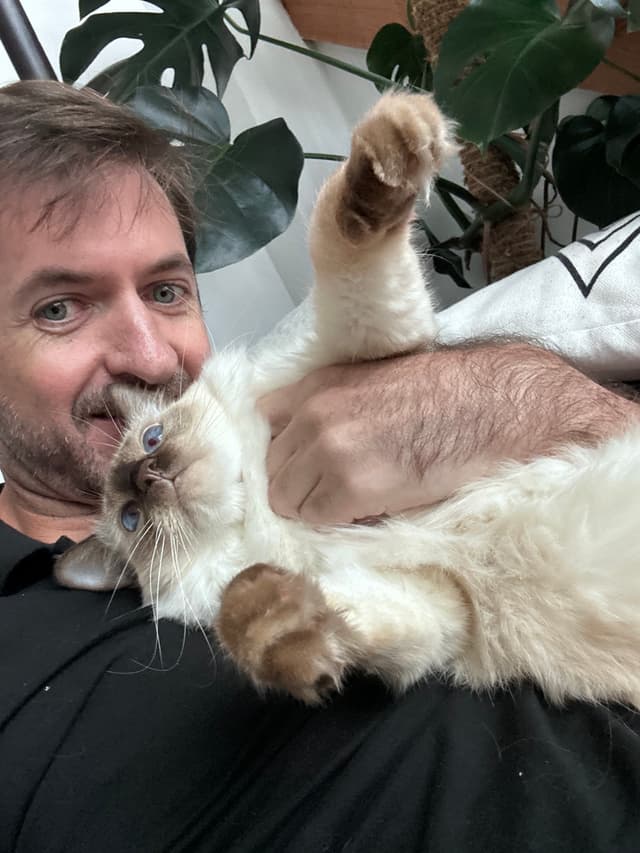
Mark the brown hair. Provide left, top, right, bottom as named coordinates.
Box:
left=0, top=79, right=197, bottom=261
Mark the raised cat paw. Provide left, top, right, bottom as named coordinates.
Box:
left=215, top=563, right=358, bottom=704
left=338, top=91, right=456, bottom=241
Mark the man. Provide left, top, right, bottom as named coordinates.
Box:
left=1, top=80, right=639, bottom=852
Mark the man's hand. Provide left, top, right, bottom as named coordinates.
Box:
left=259, top=343, right=640, bottom=525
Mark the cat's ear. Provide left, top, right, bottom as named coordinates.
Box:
left=54, top=535, right=135, bottom=592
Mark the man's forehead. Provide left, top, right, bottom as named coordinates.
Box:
left=0, top=167, right=178, bottom=240
left=0, top=177, right=194, bottom=307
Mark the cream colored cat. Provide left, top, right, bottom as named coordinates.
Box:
left=57, top=92, right=640, bottom=708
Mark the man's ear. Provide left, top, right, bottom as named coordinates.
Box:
left=54, top=535, right=135, bottom=592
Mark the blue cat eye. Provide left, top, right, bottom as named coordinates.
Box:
left=121, top=502, right=141, bottom=533
left=142, top=423, right=164, bottom=454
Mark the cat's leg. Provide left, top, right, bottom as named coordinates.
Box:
left=249, top=93, right=456, bottom=394
left=308, top=91, right=457, bottom=364
left=215, top=561, right=470, bottom=702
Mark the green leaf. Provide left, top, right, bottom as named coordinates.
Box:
left=126, top=86, right=303, bottom=272
left=194, top=119, right=304, bottom=272
left=366, top=23, right=431, bottom=93
left=553, top=113, right=640, bottom=227
left=434, top=0, right=614, bottom=147
left=605, top=95, right=640, bottom=187
left=126, top=85, right=230, bottom=146
left=61, top=0, right=260, bottom=100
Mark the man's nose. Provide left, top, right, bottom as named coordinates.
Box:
left=103, top=300, right=180, bottom=386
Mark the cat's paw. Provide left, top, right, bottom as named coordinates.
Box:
left=339, top=91, right=456, bottom=241
left=215, top=563, right=357, bottom=704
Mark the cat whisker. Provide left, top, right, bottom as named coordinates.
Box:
left=100, top=397, right=125, bottom=440
left=174, top=522, right=195, bottom=557
left=219, top=330, right=254, bottom=354
left=192, top=406, right=219, bottom=442
left=69, top=414, right=123, bottom=448
left=168, top=532, right=190, bottom=670
left=144, top=526, right=165, bottom=668
left=104, top=519, right=153, bottom=615
left=154, top=530, right=168, bottom=668
left=168, top=529, right=216, bottom=666
left=87, top=439, right=123, bottom=450
left=74, top=486, right=103, bottom=500
left=178, top=337, right=188, bottom=402
left=204, top=322, right=218, bottom=355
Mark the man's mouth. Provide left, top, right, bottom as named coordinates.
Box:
left=87, top=413, right=126, bottom=446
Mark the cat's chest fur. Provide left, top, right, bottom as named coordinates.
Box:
left=156, top=348, right=427, bottom=626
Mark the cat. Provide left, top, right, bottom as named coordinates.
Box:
left=56, top=92, right=640, bottom=708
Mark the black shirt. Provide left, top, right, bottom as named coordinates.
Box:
left=1, top=519, right=639, bottom=853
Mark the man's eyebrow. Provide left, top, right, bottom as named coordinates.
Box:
left=15, top=267, right=94, bottom=300
left=144, top=253, right=195, bottom=278
left=15, top=253, right=195, bottom=300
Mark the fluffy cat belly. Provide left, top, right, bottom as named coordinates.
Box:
left=230, top=424, right=640, bottom=705
left=164, top=338, right=640, bottom=708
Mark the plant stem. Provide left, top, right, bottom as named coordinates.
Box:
left=602, top=57, right=640, bottom=84
left=513, top=115, right=544, bottom=202
left=435, top=177, right=481, bottom=210
left=447, top=117, right=548, bottom=251
left=434, top=183, right=472, bottom=230
left=304, top=153, right=346, bottom=161
left=224, top=14, right=399, bottom=90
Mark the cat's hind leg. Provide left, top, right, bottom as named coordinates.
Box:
left=309, top=92, right=457, bottom=363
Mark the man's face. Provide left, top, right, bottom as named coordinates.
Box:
left=0, top=169, right=211, bottom=502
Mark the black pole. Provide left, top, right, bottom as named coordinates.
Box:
left=0, top=0, right=56, bottom=80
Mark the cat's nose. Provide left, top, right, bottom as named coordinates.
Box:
left=130, top=457, right=165, bottom=495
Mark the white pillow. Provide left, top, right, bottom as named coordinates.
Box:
left=437, top=211, right=640, bottom=381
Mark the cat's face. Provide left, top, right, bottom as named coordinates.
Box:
left=94, top=379, right=245, bottom=598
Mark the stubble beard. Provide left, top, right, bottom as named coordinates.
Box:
left=0, top=398, right=108, bottom=501
left=0, top=372, right=190, bottom=503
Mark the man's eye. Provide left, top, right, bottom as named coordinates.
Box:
left=37, top=300, right=71, bottom=322
left=152, top=283, right=185, bottom=305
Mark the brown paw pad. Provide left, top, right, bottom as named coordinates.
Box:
left=338, top=92, right=456, bottom=240
left=215, top=563, right=357, bottom=704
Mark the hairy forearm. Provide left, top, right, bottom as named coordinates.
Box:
left=408, top=341, right=640, bottom=501
left=260, top=340, right=640, bottom=523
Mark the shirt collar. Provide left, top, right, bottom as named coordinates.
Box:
left=0, top=518, right=73, bottom=594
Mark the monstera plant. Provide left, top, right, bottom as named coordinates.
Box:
left=367, top=0, right=640, bottom=282
left=49, top=0, right=640, bottom=285
left=59, top=0, right=304, bottom=274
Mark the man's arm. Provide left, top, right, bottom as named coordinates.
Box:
left=259, top=342, right=640, bottom=525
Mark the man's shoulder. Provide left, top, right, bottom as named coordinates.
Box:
left=0, top=570, right=262, bottom=852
